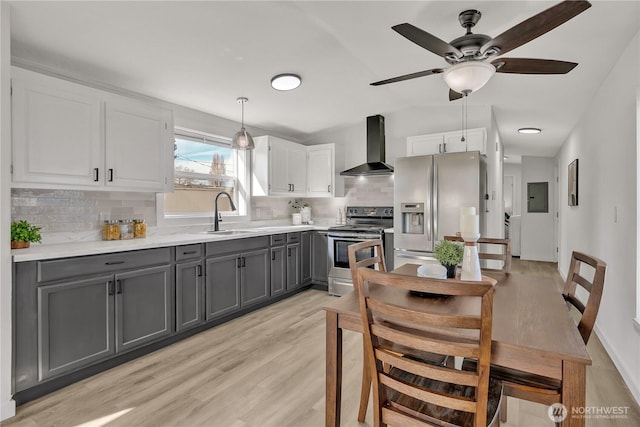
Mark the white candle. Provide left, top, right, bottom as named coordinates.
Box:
left=461, top=214, right=479, bottom=234
left=460, top=207, right=476, bottom=233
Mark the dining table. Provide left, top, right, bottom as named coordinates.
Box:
left=324, top=263, right=592, bottom=427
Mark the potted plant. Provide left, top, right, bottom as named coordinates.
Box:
left=11, top=220, right=42, bottom=249
left=434, top=240, right=464, bottom=278
left=288, top=199, right=309, bottom=225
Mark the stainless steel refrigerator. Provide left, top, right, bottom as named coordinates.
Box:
left=393, top=151, right=487, bottom=266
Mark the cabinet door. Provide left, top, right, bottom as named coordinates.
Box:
left=240, top=248, right=270, bottom=307
left=37, top=275, right=115, bottom=380
left=12, top=68, right=103, bottom=187
left=269, top=138, right=290, bottom=194
left=270, top=246, right=286, bottom=296
left=406, top=134, right=443, bottom=156
left=307, top=146, right=333, bottom=197
left=288, top=143, right=307, bottom=196
left=105, top=96, right=172, bottom=191
left=205, top=253, right=241, bottom=320
left=312, top=232, right=329, bottom=285
left=176, top=260, right=204, bottom=332
left=286, top=243, right=301, bottom=290
left=115, top=265, right=172, bottom=353
left=443, top=128, right=487, bottom=155
left=301, top=231, right=312, bottom=284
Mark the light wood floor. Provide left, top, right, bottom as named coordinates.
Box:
left=3, top=260, right=639, bottom=426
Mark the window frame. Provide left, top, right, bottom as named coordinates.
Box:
left=157, top=126, right=250, bottom=227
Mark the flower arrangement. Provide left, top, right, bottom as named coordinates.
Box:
left=288, top=199, right=308, bottom=212
left=11, top=220, right=42, bottom=249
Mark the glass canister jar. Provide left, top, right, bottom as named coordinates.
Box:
left=133, top=219, right=146, bottom=239
left=102, top=220, right=120, bottom=241
left=118, top=220, right=134, bottom=240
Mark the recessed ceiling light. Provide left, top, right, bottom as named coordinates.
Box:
left=271, top=73, right=301, bottom=91
left=518, top=127, right=541, bottom=134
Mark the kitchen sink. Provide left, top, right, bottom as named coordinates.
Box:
left=205, top=230, right=255, bottom=235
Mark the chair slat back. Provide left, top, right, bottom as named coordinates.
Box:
left=347, top=240, right=386, bottom=285
left=355, top=267, right=495, bottom=427
left=445, top=235, right=512, bottom=274
left=563, top=251, right=607, bottom=344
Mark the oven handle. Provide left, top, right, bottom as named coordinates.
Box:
left=328, top=234, right=382, bottom=240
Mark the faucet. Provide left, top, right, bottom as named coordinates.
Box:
left=214, top=191, right=237, bottom=231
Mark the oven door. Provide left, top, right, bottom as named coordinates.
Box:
left=328, top=233, right=381, bottom=270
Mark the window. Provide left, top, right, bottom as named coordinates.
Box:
left=162, top=128, right=249, bottom=221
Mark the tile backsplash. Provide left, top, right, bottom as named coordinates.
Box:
left=11, top=189, right=157, bottom=233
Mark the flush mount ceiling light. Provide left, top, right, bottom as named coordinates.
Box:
left=443, top=61, right=495, bottom=94
left=270, top=73, right=302, bottom=91
left=518, top=127, right=542, bottom=134
left=231, top=97, right=254, bottom=151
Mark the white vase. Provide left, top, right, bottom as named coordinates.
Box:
left=292, top=213, right=302, bottom=225
left=300, top=207, right=311, bottom=224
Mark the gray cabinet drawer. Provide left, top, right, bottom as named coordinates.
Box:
left=206, top=236, right=269, bottom=257
left=287, top=232, right=300, bottom=243
left=37, top=247, right=171, bottom=283
left=270, top=234, right=286, bottom=246
left=175, top=244, right=202, bottom=261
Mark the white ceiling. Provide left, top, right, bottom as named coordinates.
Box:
left=8, top=1, right=640, bottom=161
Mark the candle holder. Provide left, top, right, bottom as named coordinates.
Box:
left=461, top=232, right=482, bottom=281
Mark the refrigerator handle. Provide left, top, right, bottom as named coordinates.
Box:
left=431, top=162, right=437, bottom=242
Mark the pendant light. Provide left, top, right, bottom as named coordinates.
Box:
left=232, top=97, right=254, bottom=150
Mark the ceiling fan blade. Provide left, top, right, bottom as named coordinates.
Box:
left=492, top=58, right=578, bottom=74
left=392, top=23, right=463, bottom=59
left=449, top=89, right=463, bottom=101
left=370, top=68, right=444, bottom=86
left=481, top=0, right=591, bottom=56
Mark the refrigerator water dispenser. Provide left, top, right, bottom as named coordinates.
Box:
left=401, top=203, right=424, bottom=234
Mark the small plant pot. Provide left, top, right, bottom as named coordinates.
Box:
left=444, top=264, right=457, bottom=279
left=11, top=241, right=30, bottom=249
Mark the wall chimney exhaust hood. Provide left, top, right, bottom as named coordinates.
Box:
left=340, top=115, right=394, bottom=176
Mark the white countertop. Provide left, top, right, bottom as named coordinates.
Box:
left=12, top=224, right=329, bottom=262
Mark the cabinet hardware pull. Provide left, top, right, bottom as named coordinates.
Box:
left=328, top=184, right=331, bottom=193
left=241, top=257, right=246, bottom=267
left=237, top=258, right=241, bottom=268
left=108, top=281, right=115, bottom=295
left=292, top=184, right=295, bottom=192
left=108, top=168, right=114, bottom=182
left=106, top=261, right=125, bottom=265
left=115, top=280, right=122, bottom=294
left=93, top=168, right=99, bottom=182
left=272, top=252, right=276, bottom=261
left=443, top=142, right=447, bottom=152
left=183, top=250, right=197, bottom=255
left=438, top=143, right=442, bottom=153
left=197, top=264, right=202, bottom=277
left=288, top=248, right=291, bottom=257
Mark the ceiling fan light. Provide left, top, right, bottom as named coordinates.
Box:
left=518, top=127, right=542, bottom=134
left=443, top=61, right=496, bottom=94
left=271, top=73, right=301, bottom=91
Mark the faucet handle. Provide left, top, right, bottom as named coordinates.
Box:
left=218, top=212, right=223, bottom=222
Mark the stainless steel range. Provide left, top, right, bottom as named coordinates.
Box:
left=327, top=206, right=393, bottom=296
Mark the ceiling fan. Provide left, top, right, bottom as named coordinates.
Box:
left=371, top=0, right=592, bottom=100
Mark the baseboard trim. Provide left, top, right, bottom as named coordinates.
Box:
left=0, top=398, right=16, bottom=421
left=594, top=325, right=640, bottom=407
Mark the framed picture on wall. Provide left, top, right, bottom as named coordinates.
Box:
left=568, top=159, right=578, bottom=206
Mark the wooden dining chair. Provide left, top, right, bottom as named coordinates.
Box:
left=347, top=240, right=451, bottom=422
left=444, top=235, right=512, bottom=274
left=354, top=267, right=502, bottom=426
left=487, top=250, right=606, bottom=423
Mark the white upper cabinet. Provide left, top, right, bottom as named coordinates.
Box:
left=11, top=67, right=173, bottom=192
left=407, top=128, right=487, bottom=156
left=252, top=137, right=343, bottom=198
left=252, top=135, right=306, bottom=197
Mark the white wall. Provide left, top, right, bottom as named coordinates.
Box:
left=520, top=156, right=556, bottom=261
left=556, top=31, right=640, bottom=403
left=0, top=1, right=15, bottom=420
left=503, top=163, right=522, bottom=216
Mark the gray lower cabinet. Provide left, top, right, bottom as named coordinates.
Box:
left=312, top=231, right=329, bottom=285
left=301, top=231, right=312, bottom=284
left=37, top=275, right=115, bottom=381
left=175, top=260, right=204, bottom=332
left=36, top=264, right=171, bottom=381
left=286, top=243, right=300, bottom=290
left=205, top=253, right=241, bottom=320
left=270, top=246, right=286, bottom=296
left=240, top=248, right=270, bottom=307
